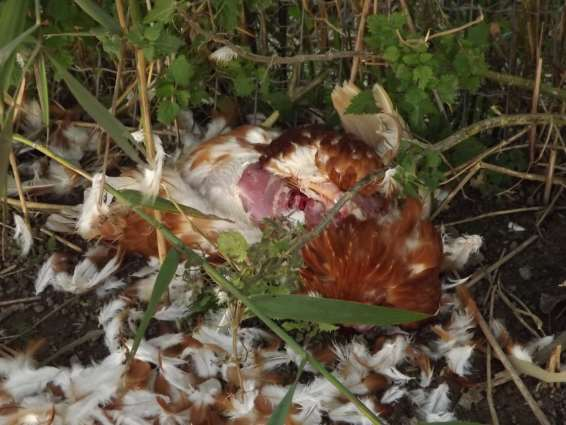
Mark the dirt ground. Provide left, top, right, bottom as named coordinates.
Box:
left=1, top=181, right=565, bottom=424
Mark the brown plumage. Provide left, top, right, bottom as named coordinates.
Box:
left=300, top=198, right=442, bottom=315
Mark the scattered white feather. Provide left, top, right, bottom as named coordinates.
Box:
left=510, top=344, right=533, bottom=362
left=508, top=221, right=526, bottom=232
left=329, top=397, right=379, bottom=425
left=381, top=385, right=407, bottom=404
left=378, top=167, right=401, bottom=198
left=412, top=383, right=456, bottom=422
left=77, top=173, right=110, bottom=239
left=442, top=234, right=483, bottom=270
left=141, top=134, right=165, bottom=200
left=203, top=116, right=229, bottom=141
left=3, top=365, right=61, bottom=400
left=446, top=345, right=474, bottom=376
left=154, top=304, right=191, bottom=321
left=13, top=214, right=33, bottom=256
left=34, top=255, right=55, bottom=294
left=209, top=46, right=238, bottom=64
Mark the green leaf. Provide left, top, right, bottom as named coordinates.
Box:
left=0, top=113, right=14, bottom=198
left=419, top=422, right=485, bottom=425
left=0, top=0, right=29, bottom=94
left=233, top=73, right=255, bottom=97
left=169, top=54, right=194, bottom=87
left=251, top=295, right=428, bottom=326
left=73, top=0, right=120, bottom=33
left=144, top=23, right=163, bottom=42
left=0, top=24, right=38, bottom=66
left=267, top=359, right=306, bottom=425
left=157, top=99, right=180, bottom=124
left=118, top=189, right=225, bottom=220
left=218, top=231, right=249, bottom=263
left=345, top=90, right=379, bottom=115
left=213, top=0, right=241, bottom=32
left=436, top=74, right=458, bottom=104
left=413, top=65, right=434, bottom=90
left=130, top=249, right=180, bottom=359
left=34, top=54, right=49, bottom=128
left=153, top=31, right=183, bottom=56
left=383, top=45, right=400, bottom=62
left=176, top=89, right=190, bottom=108
left=46, top=53, right=142, bottom=164
left=144, top=0, right=177, bottom=23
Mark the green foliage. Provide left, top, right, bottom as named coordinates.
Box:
left=212, top=0, right=242, bottom=32
left=218, top=231, right=249, bottom=263
left=345, top=90, right=379, bottom=114
left=395, top=140, right=445, bottom=196
left=127, top=21, right=183, bottom=61
left=366, top=12, right=489, bottom=137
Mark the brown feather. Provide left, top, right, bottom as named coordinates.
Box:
left=300, top=198, right=442, bottom=316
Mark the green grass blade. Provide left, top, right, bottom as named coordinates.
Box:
left=420, top=422, right=485, bottom=425
left=129, top=248, right=180, bottom=359
left=250, top=294, right=428, bottom=326
left=46, top=52, right=142, bottom=164
left=119, top=189, right=230, bottom=221
left=0, top=0, right=29, bottom=95
left=34, top=54, right=49, bottom=128
left=73, top=0, right=121, bottom=33
left=0, top=24, right=38, bottom=66
left=267, top=358, right=306, bottom=425
left=0, top=114, right=14, bottom=197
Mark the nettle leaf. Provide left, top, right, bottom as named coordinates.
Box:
left=345, top=90, right=379, bottom=114
left=437, top=74, right=459, bottom=104
left=157, top=99, right=180, bottom=124
left=176, top=89, right=190, bottom=108
left=213, top=0, right=241, bottom=32
left=169, top=54, right=194, bottom=87
left=383, top=45, right=400, bottom=62
left=144, top=23, right=163, bottom=42
left=413, top=65, right=434, bottom=89
left=154, top=31, right=183, bottom=56
left=233, top=73, right=255, bottom=97
left=218, top=231, right=249, bottom=263
left=144, top=0, right=177, bottom=24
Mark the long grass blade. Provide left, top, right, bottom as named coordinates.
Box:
left=0, top=0, right=28, bottom=96
left=46, top=53, right=142, bottom=164
left=0, top=24, right=39, bottom=66
left=129, top=248, right=180, bottom=359
left=0, top=113, right=14, bottom=197
left=73, top=0, right=121, bottom=33
left=119, top=189, right=230, bottom=220
left=34, top=53, right=49, bottom=128
left=251, top=294, right=428, bottom=325
left=267, top=358, right=306, bottom=425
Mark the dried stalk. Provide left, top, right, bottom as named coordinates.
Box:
left=433, top=114, right=566, bottom=153
left=529, top=57, right=543, bottom=162
left=349, top=0, right=370, bottom=83
left=457, top=285, right=551, bottom=425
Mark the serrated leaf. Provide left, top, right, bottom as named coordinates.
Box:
left=153, top=31, right=183, bottom=56
left=144, top=0, right=177, bottom=23
left=73, top=0, right=120, bottom=33
left=169, top=54, right=193, bottom=87
left=47, top=53, right=142, bottom=164
left=218, top=231, right=249, bottom=262
left=118, top=189, right=226, bottom=220
left=176, top=89, right=190, bottom=108
left=251, top=295, right=428, bottom=325
left=413, top=65, right=434, bottom=89
left=213, top=0, right=241, bottom=32
left=267, top=359, right=306, bottom=425
left=130, top=249, right=180, bottom=359
left=157, top=99, right=180, bottom=125
left=383, top=45, right=400, bottom=62
left=233, top=73, right=254, bottom=97
left=144, top=23, right=163, bottom=42
left=345, top=90, right=379, bottom=115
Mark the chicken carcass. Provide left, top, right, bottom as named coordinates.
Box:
left=63, top=82, right=442, bottom=315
